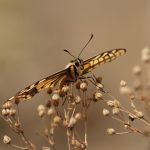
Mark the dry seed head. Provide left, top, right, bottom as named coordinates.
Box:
left=107, top=100, right=114, bottom=107
left=68, top=117, right=77, bottom=128
left=75, top=95, right=81, bottom=104
left=3, top=135, right=11, bottom=144
left=132, top=65, right=142, bottom=75
left=14, top=122, right=21, bottom=128
left=136, top=111, right=144, bottom=118
left=72, top=139, right=86, bottom=149
left=63, top=120, right=68, bottom=128
left=46, top=100, right=51, bottom=108
left=1, top=109, right=10, bottom=116
left=52, top=93, right=60, bottom=107
left=120, top=80, right=127, bottom=87
left=96, top=76, right=102, bottom=83
left=75, top=113, right=82, bottom=120
left=75, top=81, right=81, bottom=89
left=47, top=107, right=56, bottom=116
left=80, top=82, right=88, bottom=91
left=42, top=147, right=51, bottom=150
left=112, top=108, right=120, bottom=115
left=94, top=92, right=103, bottom=101
left=37, top=104, right=45, bottom=112
left=113, top=99, right=121, bottom=108
left=47, top=87, right=53, bottom=94
left=38, top=110, right=45, bottom=118
left=107, top=128, right=116, bottom=135
left=120, top=86, right=132, bottom=95
left=141, top=47, right=150, bottom=63
left=102, top=109, right=110, bottom=116
left=62, top=85, right=70, bottom=93
left=52, top=93, right=60, bottom=101
left=2, top=101, right=12, bottom=109
left=9, top=108, right=16, bottom=116
left=53, top=116, right=61, bottom=124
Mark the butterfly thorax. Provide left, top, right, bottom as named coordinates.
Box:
left=65, top=58, right=84, bottom=81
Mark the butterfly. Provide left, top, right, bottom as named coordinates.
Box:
left=6, top=35, right=126, bottom=102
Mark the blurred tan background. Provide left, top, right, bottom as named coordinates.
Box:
left=0, top=0, right=150, bottom=150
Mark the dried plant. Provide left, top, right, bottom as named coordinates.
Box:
left=0, top=47, right=150, bottom=150
left=103, top=47, right=150, bottom=136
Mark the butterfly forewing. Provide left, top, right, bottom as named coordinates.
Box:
left=9, top=69, right=67, bottom=101
left=82, top=48, right=126, bottom=74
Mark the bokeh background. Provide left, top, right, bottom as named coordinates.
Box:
left=0, top=0, right=150, bottom=150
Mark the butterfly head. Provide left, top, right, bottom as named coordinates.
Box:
left=65, top=58, right=83, bottom=69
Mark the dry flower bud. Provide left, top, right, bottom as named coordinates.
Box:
left=68, top=117, right=77, bottom=128
left=94, top=92, right=103, bottom=101
left=75, top=81, right=81, bottom=89
left=9, top=108, right=16, bottom=116
left=14, top=122, right=21, bottom=128
left=75, top=113, right=82, bottom=120
left=120, top=80, right=127, bottom=87
left=136, top=111, right=144, bottom=118
left=42, top=147, right=51, bottom=150
left=38, top=110, right=45, bottom=118
left=107, top=100, right=114, bottom=107
left=47, top=107, right=56, bottom=116
left=37, top=104, right=45, bottom=112
left=124, top=122, right=130, bottom=129
left=96, top=76, right=102, bottom=83
left=120, top=86, right=132, bottom=95
left=141, top=47, right=150, bottom=63
left=52, top=93, right=60, bottom=101
left=113, top=99, right=121, bottom=108
left=47, top=87, right=53, bottom=94
left=107, top=128, right=115, bottom=135
left=2, top=109, right=9, bottom=116
left=3, top=135, right=11, bottom=144
left=46, top=100, right=51, bottom=108
left=2, top=101, right=12, bottom=109
left=132, top=66, right=142, bottom=75
left=80, top=82, right=88, bottom=91
left=112, top=108, right=120, bottom=115
left=62, top=85, right=69, bottom=93
left=102, top=109, right=110, bottom=116
left=72, top=139, right=86, bottom=149
left=75, top=95, right=81, bottom=104
left=53, top=116, right=61, bottom=124
left=63, top=120, right=68, bottom=128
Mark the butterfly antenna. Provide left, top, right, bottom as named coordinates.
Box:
left=78, top=34, right=94, bottom=58
left=64, top=49, right=76, bottom=59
